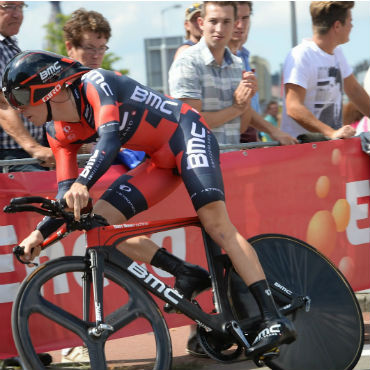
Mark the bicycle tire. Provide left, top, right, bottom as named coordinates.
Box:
left=227, top=234, right=364, bottom=370
left=12, top=256, right=172, bottom=370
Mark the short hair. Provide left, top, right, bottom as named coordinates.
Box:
left=310, top=1, right=354, bottom=35
left=63, top=8, right=111, bottom=47
left=202, top=1, right=237, bottom=20
left=237, top=1, right=253, bottom=15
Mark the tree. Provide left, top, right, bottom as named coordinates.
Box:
left=44, top=13, right=129, bottom=75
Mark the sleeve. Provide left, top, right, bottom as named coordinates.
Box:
left=335, top=47, right=353, bottom=79
left=283, top=47, right=310, bottom=89
left=74, top=73, right=122, bottom=188
left=168, top=55, right=202, bottom=100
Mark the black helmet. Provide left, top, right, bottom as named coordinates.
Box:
left=2, top=50, right=91, bottom=108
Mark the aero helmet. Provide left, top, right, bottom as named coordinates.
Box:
left=2, top=50, right=91, bottom=109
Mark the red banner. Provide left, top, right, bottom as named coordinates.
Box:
left=0, top=137, right=369, bottom=357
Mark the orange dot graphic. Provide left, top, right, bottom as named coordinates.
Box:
left=332, top=199, right=351, bottom=232
left=315, top=176, right=330, bottom=198
left=306, top=210, right=337, bottom=257
left=331, top=148, right=341, bottom=165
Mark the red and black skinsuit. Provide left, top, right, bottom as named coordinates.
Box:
left=37, top=69, right=224, bottom=236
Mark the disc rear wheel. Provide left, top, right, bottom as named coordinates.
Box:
left=228, top=234, right=364, bottom=370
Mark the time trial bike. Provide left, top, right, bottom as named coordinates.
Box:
left=5, top=196, right=364, bottom=370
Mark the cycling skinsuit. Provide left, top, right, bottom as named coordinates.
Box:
left=38, top=69, right=224, bottom=236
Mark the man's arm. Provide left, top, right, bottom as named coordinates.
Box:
left=344, top=74, right=370, bottom=118
left=285, top=83, right=355, bottom=139
left=179, top=97, right=248, bottom=129
left=0, top=93, right=54, bottom=166
left=249, top=110, right=298, bottom=145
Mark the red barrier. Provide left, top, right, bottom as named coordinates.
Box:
left=0, top=137, right=369, bottom=357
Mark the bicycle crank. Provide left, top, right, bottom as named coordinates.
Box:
left=196, top=326, right=243, bottom=362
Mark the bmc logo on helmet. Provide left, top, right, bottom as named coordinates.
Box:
left=40, top=62, right=62, bottom=82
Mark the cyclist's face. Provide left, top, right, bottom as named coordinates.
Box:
left=66, top=31, right=108, bottom=70
left=18, top=103, right=47, bottom=126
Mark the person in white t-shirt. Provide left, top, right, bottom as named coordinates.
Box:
left=281, top=1, right=370, bottom=139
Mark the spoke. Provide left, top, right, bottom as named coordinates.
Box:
left=32, top=295, right=89, bottom=339
left=105, top=298, right=143, bottom=331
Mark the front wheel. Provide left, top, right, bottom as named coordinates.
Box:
left=227, top=234, right=364, bottom=370
left=12, top=256, right=172, bottom=370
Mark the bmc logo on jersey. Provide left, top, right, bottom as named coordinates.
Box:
left=130, top=85, right=178, bottom=115
left=40, top=62, right=62, bottom=82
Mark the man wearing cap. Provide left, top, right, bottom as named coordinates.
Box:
left=0, top=1, right=54, bottom=172
left=173, top=3, right=202, bottom=60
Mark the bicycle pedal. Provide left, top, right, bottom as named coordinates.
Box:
left=253, top=347, right=280, bottom=366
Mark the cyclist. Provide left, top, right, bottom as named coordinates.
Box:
left=2, top=50, right=296, bottom=355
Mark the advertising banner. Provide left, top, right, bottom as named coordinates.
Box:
left=0, top=137, right=369, bottom=357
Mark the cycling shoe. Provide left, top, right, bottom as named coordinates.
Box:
left=164, top=263, right=211, bottom=313
left=245, top=317, right=296, bottom=357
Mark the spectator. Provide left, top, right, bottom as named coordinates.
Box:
left=173, top=3, right=202, bottom=60
left=169, top=1, right=296, bottom=152
left=0, top=1, right=53, bottom=368
left=261, top=100, right=279, bottom=141
left=0, top=0, right=54, bottom=173
left=228, top=1, right=259, bottom=143
left=364, top=65, right=370, bottom=95
left=343, top=101, right=369, bottom=135
left=281, top=1, right=370, bottom=139
left=59, top=8, right=111, bottom=364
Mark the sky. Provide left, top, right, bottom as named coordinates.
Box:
left=18, top=1, right=370, bottom=85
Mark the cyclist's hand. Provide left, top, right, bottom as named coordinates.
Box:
left=19, top=230, right=44, bottom=265
left=64, top=182, right=90, bottom=221
left=271, top=130, right=298, bottom=145
left=329, top=125, right=356, bottom=139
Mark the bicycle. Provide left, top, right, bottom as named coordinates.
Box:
left=4, top=196, right=364, bottom=370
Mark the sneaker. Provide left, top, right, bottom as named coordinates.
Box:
left=164, top=263, right=211, bottom=313
left=61, top=346, right=90, bottom=364
left=245, top=317, right=296, bottom=357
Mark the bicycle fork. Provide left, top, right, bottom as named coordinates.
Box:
left=85, top=249, right=114, bottom=337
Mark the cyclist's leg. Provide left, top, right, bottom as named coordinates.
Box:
left=93, top=159, right=210, bottom=296
left=175, top=110, right=296, bottom=353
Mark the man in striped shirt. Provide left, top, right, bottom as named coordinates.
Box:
left=169, top=1, right=296, bottom=148
left=0, top=1, right=54, bottom=172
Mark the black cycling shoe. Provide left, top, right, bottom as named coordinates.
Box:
left=245, top=317, right=296, bottom=357
left=164, top=263, right=211, bottom=313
